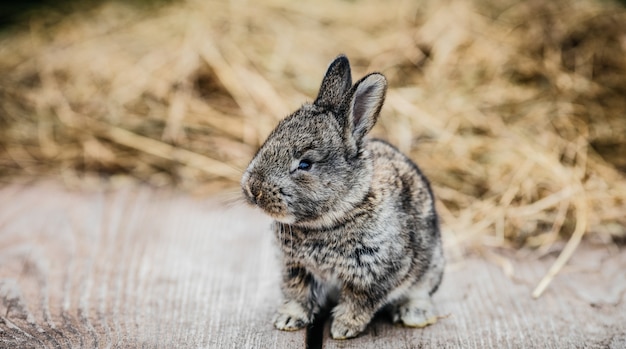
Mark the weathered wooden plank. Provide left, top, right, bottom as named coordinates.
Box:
left=322, top=245, right=626, bottom=349
left=0, top=183, right=303, bottom=348
left=0, top=183, right=625, bottom=348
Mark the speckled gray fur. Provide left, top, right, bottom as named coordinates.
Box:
left=241, top=55, right=444, bottom=339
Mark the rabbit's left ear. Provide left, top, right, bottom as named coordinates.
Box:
left=344, top=73, right=387, bottom=146
left=314, top=55, right=352, bottom=108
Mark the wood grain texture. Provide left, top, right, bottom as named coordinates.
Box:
left=322, top=246, right=626, bottom=349
left=0, top=183, right=624, bottom=348
left=0, top=183, right=302, bottom=348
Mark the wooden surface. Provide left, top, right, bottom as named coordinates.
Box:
left=0, top=183, right=624, bottom=348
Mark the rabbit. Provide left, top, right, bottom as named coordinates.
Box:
left=241, top=54, right=444, bottom=340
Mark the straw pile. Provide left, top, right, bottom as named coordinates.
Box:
left=1, top=0, right=625, bottom=258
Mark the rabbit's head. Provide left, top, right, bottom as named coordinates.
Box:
left=241, top=55, right=387, bottom=228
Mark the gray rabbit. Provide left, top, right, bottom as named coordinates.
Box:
left=241, top=55, right=444, bottom=339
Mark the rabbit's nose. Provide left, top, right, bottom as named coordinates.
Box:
left=244, top=176, right=263, bottom=205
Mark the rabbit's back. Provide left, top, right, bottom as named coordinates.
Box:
left=368, top=138, right=437, bottom=221
left=367, top=138, right=442, bottom=283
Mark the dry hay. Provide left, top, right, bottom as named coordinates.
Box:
left=1, top=0, right=625, bottom=266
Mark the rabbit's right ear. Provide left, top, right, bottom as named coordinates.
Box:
left=314, top=55, right=352, bottom=108
left=341, top=73, right=387, bottom=155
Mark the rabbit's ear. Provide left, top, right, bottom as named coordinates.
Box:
left=314, top=55, right=352, bottom=108
left=345, top=73, right=387, bottom=145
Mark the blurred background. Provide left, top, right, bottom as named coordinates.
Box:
left=0, top=0, right=625, bottom=251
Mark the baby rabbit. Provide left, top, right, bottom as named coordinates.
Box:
left=241, top=55, right=444, bottom=339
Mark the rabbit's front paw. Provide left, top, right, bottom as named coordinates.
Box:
left=273, top=300, right=310, bottom=331
left=392, top=298, right=437, bottom=328
left=330, top=304, right=369, bottom=339
left=330, top=317, right=364, bottom=340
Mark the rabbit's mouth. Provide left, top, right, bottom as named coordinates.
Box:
left=269, top=212, right=297, bottom=225
left=256, top=200, right=296, bottom=224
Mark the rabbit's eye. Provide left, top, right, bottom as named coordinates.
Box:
left=298, top=159, right=312, bottom=171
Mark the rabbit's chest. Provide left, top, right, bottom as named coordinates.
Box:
left=281, top=229, right=393, bottom=281
left=299, top=237, right=346, bottom=272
